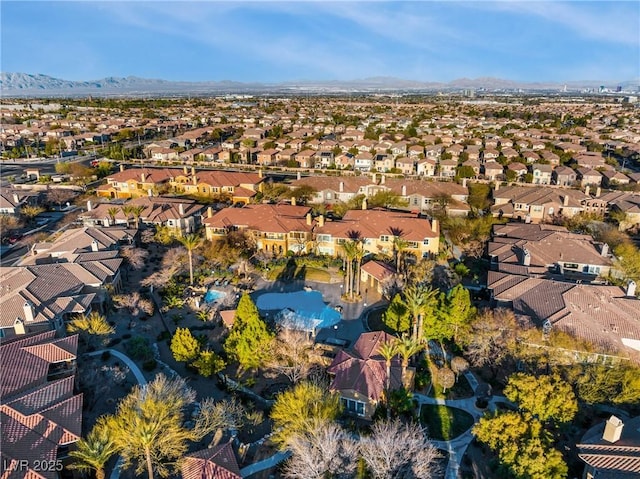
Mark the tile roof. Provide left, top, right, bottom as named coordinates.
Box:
left=181, top=442, right=241, bottom=479
left=204, top=204, right=312, bottom=234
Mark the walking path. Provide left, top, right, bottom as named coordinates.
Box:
left=87, top=349, right=147, bottom=479
left=414, top=369, right=512, bottom=479
left=239, top=451, right=291, bottom=478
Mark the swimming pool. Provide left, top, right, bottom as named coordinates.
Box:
left=204, top=289, right=226, bottom=303
left=256, top=290, right=341, bottom=332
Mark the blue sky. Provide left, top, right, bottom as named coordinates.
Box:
left=2, top=1, right=638, bottom=83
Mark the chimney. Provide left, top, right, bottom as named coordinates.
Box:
left=603, top=416, right=624, bottom=443
left=462, top=178, right=467, bottom=188
left=120, top=164, right=125, bottom=172
left=183, top=166, right=188, bottom=174
left=141, top=173, right=146, bottom=183
left=207, top=206, right=213, bottom=218
left=12, top=193, right=20, bottom=204
left=91, top=240, right=99, bottom=252
left=179, top=204, right=185, bottom=215
left=148, top=189, right=153, bottom=197
left=339, top=181, right=344, bottom=193
left=87, top=200, right=92, bottom=211
left=601, top=243, right=609, bottom=257
left=522, top=247, right=531, bottom=266
left=297, top=171, right=301, bottom=180
left=291, top=196, right=296, bottom=206
left=306, top=213, right=312, bottom=226
left=23, top=301, right=35, bottom=322
left=318, top=215, right=325, bottom=227
left=362, top=198, right=367, bottom=210
left=626, top=280, right=637, bottom=297
left=432, top=219, right=439, bottom=234
left=596, top=187, right=601, bottom=198
left=585, top=185, right=590, bottom=196
left=563, top=195, right=569, bottom=207
left=191, top=166, right=196, bottom=176
left=14, top=318, right=25, bottom=335
left=259, top=169, right=263, bottom=178
left=372, top=173, right=377, bottom=184
left=381, top=175, right=386, bottom=185
left=192, top=175, right=197, bottom=185
left=494, top=181, right=500, bottom=192
left=401, top=184, right=407, bottom=196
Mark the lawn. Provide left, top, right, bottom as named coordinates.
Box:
left=420, top=404, right=475, bottom=441
left=266, top=264, right=331, bottom=283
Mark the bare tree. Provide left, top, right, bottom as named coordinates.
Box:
left=450, top=356, right=469, bottom=383
left=120, top=247, right=149, bottom=270
left=283, top=422, right=359, bottom=479
left=46, top=188, right=75, bottom=209
left=113, top=292, right=154, bottom=318
left=194, top=397, right=247, bottom=446
left=359, top=419, right=441, bottom=479
left=437, top=367, right=455, bottom=394
left=379, top=274, right=404, bottom=301
left=269, top=327, right=316, bottom=384
left=464, top=308, right=518, bottom=371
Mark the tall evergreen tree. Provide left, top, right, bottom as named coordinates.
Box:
left=224, top=293, right=273, bottom=370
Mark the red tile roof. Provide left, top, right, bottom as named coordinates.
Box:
left=181, top=442, right=241, bottom=479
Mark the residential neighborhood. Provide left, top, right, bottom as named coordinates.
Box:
left=1, top=93, right=640, bottom=479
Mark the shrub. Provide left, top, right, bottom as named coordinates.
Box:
left=142, top=359, right=157, bottom=371
left=125, top=336, right=153, bottom=361
left=101, top=351, right=112, bottom=361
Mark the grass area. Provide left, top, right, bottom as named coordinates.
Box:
left=420, top=404, right=475, bottom=441
left=429, top=373, right=474, bottom=400
left=266, top=264, right=331, bottom=283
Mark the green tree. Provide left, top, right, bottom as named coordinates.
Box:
left=397, top=336, right=423, bottom=388
left=104, top=375, right=196, bottom=479
left=613, top=242, right=640, bottom=283
left=21, top=205, right=44, bottom=223
left=382, top=294, right=411, bottom=334
left=170, top=327, right=201, bottom=363
left=107, top=207, right=120, bottom=225
left=367, top=191, right=409, bottom=209
left=378, top=340, right=399, bottom=419
left=504, top=373, right=578, bottom=424
left=473, top=411, right=567, bottom=479
left=441, top=284, right=476, bottom=345
left=178, top=233, right=202, bottom=285
left=270, top=381, right=341, bottom=448
left=224, top=294, right=273, bottom=369
left=192, top=350, right=225, bottom=377
left=67, top=312, right=115, bottom=350
left=69, top=418, right=117, bottom=479
left=290, top=185, right=317, bottom=204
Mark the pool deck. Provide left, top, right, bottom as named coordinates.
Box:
left=251, top=277, right=385, bottom=345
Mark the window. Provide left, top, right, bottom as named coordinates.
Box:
left=407, top=241, right=418, bottom=248
left=564, top=263, right=579, bottom=270
left=341, top=398, right=365, bottom=417
left=380, top=235, right=390, bottom=242
left=423, top=238, right=430, bottom=245
left=317, top=234, right=332, bottom=243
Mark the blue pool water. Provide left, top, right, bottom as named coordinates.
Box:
left=204, top=290, right=226, bottom=303
left=256, top=290, right=341, bottom=332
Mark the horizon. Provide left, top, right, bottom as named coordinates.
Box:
left=1, top=1, right=639, bottom=84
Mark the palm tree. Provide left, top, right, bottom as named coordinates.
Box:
left=397, top=337, right=423, bottom=388
left=120, top=205, right=134, bottom=227
left=129, top=205, right=146, bottom=228
left=341, top=240, right=358, bottom=299
left=389, top=226, right=407, bottom=273
left=178, top=233, right=202, bottom=285
left=346, top=230, right=364, bottom=300
left=378, top=340, right=399, bottom=419
left=404, top=285, right=438, bottom=343
left=69, top=419, right=117, bottom=479
left=107, top=207, right=120, bottom=226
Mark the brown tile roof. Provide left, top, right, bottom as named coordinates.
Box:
left=328, top=332, right=402, bottom=401
left=204, top=204, right=312, bottom=234
left=361, top=260, right=396, bottom=281
left=181, top=442, right=241, bottom=479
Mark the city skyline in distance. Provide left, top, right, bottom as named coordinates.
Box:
left=1, top=1, right=639, bottom=85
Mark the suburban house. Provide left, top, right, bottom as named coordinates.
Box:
left=174, top=170, right=263, bottom=204
left=601, top=170, right=631, bottom=187
left=599, top=191, right=640, bottom=231
left=531, top=163, right=553, bottom=185
left=482, top=162, right=504, bottom=181
left=506, top=162, right=528, bottom=180
left=552, top=166, right=577, bottom=186
left=577, top=415, right=640, bottom=479
left=361, top=260, right=396, bottom=295
left=488, top=223, right=613, bottom=279
left=395, top=157, right=415, bottom=175
left=577, top=167, right=603, bottom=187
left=0, top=331, right=83, bottom=476
left=204, top=204, right=315, bottom=256
left=80, top=197, right=206, bottom=234
left=314, top=208, right=439, bottom=259
left=0, top=189, right=28, bottom=215
left=97, top=166, right=178, bottom=199
left=416, top=158, right=437, bottom=177
left=181, top=442, right=241, bottom=479
left=488, top=271, right=640, bottom=356
left=439, top=159, right=458, bottom=178
left=328, top=331, right=405, bottom=419
left=289, top=176, right=375, bottom=204
left=256, top=149, right=278, bottom=166
left=355, top=152, right=374, bottom=172
left=491, top=185, right=589, bottom=222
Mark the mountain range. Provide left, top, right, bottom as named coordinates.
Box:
left=1, top=72, right=638, bottom=97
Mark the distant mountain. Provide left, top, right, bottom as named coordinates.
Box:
left=1, top=72, right=637, bottom=96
